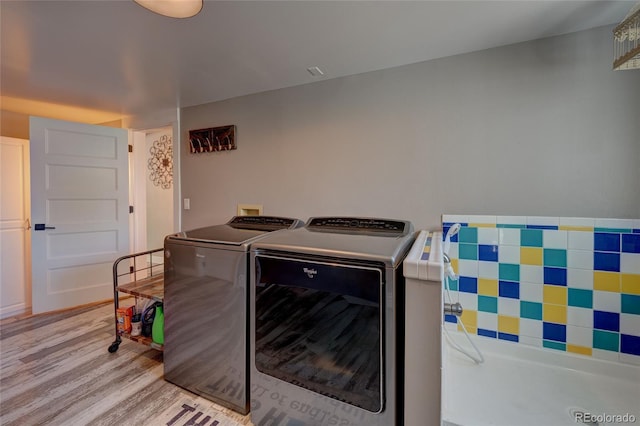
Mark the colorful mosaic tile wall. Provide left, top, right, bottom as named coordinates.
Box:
left=442, top=215, right=640, bottom=365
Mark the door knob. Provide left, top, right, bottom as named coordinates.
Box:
left=34, top=224, right=56, bottom=231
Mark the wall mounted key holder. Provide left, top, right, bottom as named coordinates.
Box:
left=188, top=125, right=236, bottom=153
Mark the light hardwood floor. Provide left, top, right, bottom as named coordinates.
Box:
left=0, top=302, right=253, bottom=426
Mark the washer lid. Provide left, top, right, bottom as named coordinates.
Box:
left=168, top=216, right=302, bottom=245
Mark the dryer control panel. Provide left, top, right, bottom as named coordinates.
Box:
left=306, top=217, right=409, bottom=236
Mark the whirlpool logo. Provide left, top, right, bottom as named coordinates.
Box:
left=303, top=267, right=318, bottom=278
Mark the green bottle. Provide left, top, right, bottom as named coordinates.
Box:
left=152, top=304, right=164, bottom=345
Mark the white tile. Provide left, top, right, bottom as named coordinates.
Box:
left=458, top=292, right=478, bottom=311
left=568, top=231, right=594, bottom=250
left=595, top=218, right=635, bottom=229
left=497, top=216, right=527, bottom=226
left=478, top=261, right=498, bottom=280
left=477, top=227, right=499, bottom=245
left=520, top=282, right=543, bottom=303
left=498, top=245, right=520, bottom=264
left=458, top=259, right=478, bottom=277
left=527, top=216, right=559, bottom=227
left=443, top=321, right=458, bottom=332
left=520, top=265, right=543, bottom=284
left=497, top=297, right=520, bottom=317
left=567, top=250, right=593, bottom=270
left=447, top=242, right=459, bottom=260
left=634, top=219, right=640, bottom=230
left=567, top=268, right=594, bottom=290
left=559, top=217, right=596, bottom=228
left=567, top=306, right=593, bottom=328
left=499, top=228, right=521, bottom=246
left=477, top=311, right=498, bottom=330
left=593, top=290, right=621, bottom=312
left=443, top=215, right=469, bottom=224
left=592, top=348, right=620, bottom=362
left=566, top=325, right=593, bottom=347
left=467, top=215, right=497, bottom=225
left=519, top=336, right=543, bottom=348
left=620, top=313, right=640, bottom=336
left=621, top=253, right=640, bottom=274
left=519, top=318, right=542, bottom=339
left=543, top=230, right=567, bottom=249
left=619, top=353, right=640, bottom=366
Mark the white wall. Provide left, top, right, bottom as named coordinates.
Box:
left=146, top=129, right=175, bottom=249
left=180, top=26, right=640, bottom=232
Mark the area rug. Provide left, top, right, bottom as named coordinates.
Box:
left=154, top=397, right=246, bottom=426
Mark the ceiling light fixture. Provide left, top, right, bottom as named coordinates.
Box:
left=613, top=1, right=640, bottom=70
left=134, top=0, right=203, bottom=19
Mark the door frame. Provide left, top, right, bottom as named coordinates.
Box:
left=0, top=137, right=31, bottom=319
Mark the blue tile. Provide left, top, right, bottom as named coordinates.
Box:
left=459, top=276, right=478, bottom=294
left=498, top=332, right=519, bottom=342
left=526, top=225, right=559, bottom=230
left=634, top=229, right=640, bottom=234
left=594, top=252, right=620, bottom=272
left=621, top=334, right=640, bottom=356
left=594, top=233, right=621, bottom=252
left=478, top=244, right=499, bottom=262
left=543, top=322, right=566, bottom=342
left=498, top=281, right=520, bottom=299
left=593, top=310, right=620, bottom=332
left=622, top=234, right=640, bottom=253
left=478, top=328, right=497, bottom=338
left=444, top=314, right=458, bottom=323
left=443, top=225, right=459, bottom=243
left=478, top=295, right=498, bottom=313
left=544, top=267, right=567, bottom=286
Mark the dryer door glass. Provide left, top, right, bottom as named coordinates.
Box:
left=254, top=254, right=384, bottom=413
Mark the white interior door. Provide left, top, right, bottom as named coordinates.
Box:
left=30, top=117, right=129, bottom=314
left=0, top=137, right=31, bottom=319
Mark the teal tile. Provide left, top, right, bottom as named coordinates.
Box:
left=521, top=229, right=543, bottom=247
left=445, top=278, right=458, bottom=291
left=478, top=296, right=498, bottom=313
left=459, top=243, right=478, bottom=260
left=544, top=249, right=567, bottom=267
left=595, top=227, right=633, bottom=234
left=459, top=227, right=478, bottom=243
left=499, top=263, right=520, bottom=281
left=621, top=294, right=640, bottom=315
left=497, top=224, right=526, bottom=229
left=568, top=288, right=593, bottom=309
left=593, top=330, right=619, bottom=352
left=520, top=301, right=543, bottom=320
left=543, top=340, right=566, bottom=351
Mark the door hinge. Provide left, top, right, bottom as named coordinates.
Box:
left=130, top=266, right=134, bottom=274
left=128, top=144, right=133, bottom=153
left=129, top=205, right=134, bottom=213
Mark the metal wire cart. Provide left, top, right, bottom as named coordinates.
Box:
left=108, top=248, right=164, bottom=353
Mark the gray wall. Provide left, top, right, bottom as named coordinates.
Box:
left=180, top=25, right=640, bottom=232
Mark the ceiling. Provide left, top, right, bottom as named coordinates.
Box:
left=0, top=0, right=635, bottom=124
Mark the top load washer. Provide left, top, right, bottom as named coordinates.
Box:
left=163, top=215, right=303, bottom=414
left=249, top=217, right=415, bottom=426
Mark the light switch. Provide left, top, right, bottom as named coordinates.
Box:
left=184, top=198, right=190, bottom=210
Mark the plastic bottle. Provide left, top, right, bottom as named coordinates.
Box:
left=152, top=304, right=164, bottom=345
